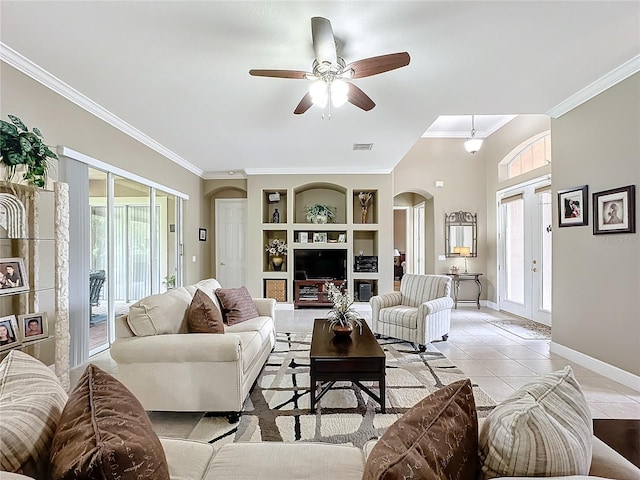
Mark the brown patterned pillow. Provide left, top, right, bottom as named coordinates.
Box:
left=188, top=288, right=224, bottom=333
left=215, top=286, right=260, bottom=325
left=363, top=379, right=478, bottom=480
left=48, top=364, right=169, bottom=479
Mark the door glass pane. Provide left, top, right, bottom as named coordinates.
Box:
left=540, top=191, right=552, bottom=311
left=155, top=190, right=177, bottom=292
left=114, top=177, right=151, bottom=303
left=504, top=199, right=524, bottom=303
left=89, top=169, right=109, bottom=352
left=414, top=204, right=425, bottom=274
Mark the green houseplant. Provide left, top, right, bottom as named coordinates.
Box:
left=325, top=282, right=363, bottom=336
left=0, top=114, right=57, bottom=188
left=304, top=204, right=336, bottom=224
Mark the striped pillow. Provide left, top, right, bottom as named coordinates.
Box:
left=478, top=366, right=592, bottom=479
left=0, top=350, right=68, bottom=478
left=215, top=286, right=260, bottom=325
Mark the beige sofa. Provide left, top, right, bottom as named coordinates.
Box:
left=110, top=278, right=276, bottom=414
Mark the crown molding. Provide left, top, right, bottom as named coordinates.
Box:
left=1, top=42, right=204, bottom=178
left=243, top=167, right=393, bottom=175
left=547, top=54, right=640, bottom=118
left=202, top=171, right=248, bottom=180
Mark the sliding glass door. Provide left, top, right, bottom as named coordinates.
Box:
left=88, top=169, right=181, bottom=355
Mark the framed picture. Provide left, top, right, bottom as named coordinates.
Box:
left=338, top=233, right=346, bottom=243
left=593, top=185, right=636, bottom=235
left=19, top=312, right=48, bottom=342
left=558, top=185, right=588, bottom=227
left=299, top=232, right=308, bottom=243
left=199, top=228, right=207, bottom=241
left=0, top=315, right=21, bottom=351
left=313, top=232, right=327, bottom=243
left=0, top=258, right=29, bottom=295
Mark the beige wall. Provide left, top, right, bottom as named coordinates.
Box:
left=1, top=62, right=206, bottom=284
left=551, top=73, right=640, bottom=375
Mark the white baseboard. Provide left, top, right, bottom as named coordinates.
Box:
left=550, top=341, right=640, bottom=392
left=482, top=300, right=499, bottom=311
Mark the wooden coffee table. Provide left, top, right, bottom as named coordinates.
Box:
left=309, top=318, right=386, bottom=413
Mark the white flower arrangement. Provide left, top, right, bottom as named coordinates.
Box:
left=265, top=239, right=287, bottom=256
left=325, top=282, right=363, bottom=333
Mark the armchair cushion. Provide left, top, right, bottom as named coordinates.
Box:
left=188, top=288, right=224, bottom=334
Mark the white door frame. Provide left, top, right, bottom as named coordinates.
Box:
left=497, top=176, right=552, bottom=324
left=214, top=198, right=247, bottom=288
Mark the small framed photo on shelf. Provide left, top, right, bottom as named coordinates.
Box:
left=299, top=232, right=308, bottom=243
left=558, top=185, right=588, bottom=227
left=0, top=258, right=29, bottom=295
left=313, top=232, right=327, bottom=243
left=0, top=315, right=21, bottom=351
left=198, top=228, right=207, bottom=241
left=19, top=312, right=48, bottom=342
left=593, top=185, right=636, bottom=235
left=338, top=233, right=346, bottom=243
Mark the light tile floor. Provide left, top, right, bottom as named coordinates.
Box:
left=74, top=306, right=640, bottom=420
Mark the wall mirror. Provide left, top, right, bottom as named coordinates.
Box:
left=445, top=211, right=477, bottom=258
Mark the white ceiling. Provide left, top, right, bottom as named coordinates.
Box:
left=1, top=1, right=638, bottom=177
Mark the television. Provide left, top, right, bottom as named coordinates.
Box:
left=294, top=249, right=347, bottom=281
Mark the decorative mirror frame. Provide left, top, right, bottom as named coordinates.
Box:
left=445, top=211, right=477, bottom=258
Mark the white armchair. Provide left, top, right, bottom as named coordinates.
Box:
left=370, top=274, right=454, bottom=351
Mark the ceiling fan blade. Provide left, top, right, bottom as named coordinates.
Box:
left=249, top=69, right=308, bottom=79
left=311, top=17, right=337, bottom=65
left=347, top=83, right=375, bottom=111
left=294, top=93, right=313, bottom=115
left=347, top=52, right=410, bottom=79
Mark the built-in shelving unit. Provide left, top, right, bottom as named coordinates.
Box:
left=252, top=177, right=391, bottom=306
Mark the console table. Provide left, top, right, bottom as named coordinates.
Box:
left=445, top=273, right=483, bottom=309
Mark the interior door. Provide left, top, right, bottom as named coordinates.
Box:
left=215, top=199, right=247, bottom=288
left=499, top=180, right=552, bottom=325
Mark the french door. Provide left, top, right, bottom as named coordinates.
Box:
left=499, top=179, right=552, bottom=325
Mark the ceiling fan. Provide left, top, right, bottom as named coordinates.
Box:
left=249, top=17, right=410, bottom=115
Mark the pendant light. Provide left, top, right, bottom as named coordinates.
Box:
left=464, top=115, right=483, bottom=154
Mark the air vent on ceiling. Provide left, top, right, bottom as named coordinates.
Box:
left=353, top=143, right=373, bottom=151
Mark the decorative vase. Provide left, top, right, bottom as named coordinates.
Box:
left=361, top=206, right=368, bottom=224
left=271, top=255, right=284, bottom=271
left=331, top=322, right=353, bottom=337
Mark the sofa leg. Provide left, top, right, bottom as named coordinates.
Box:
left=442, top=334, right=449, bottom=341
left=227, top=413, right=240, bottom=424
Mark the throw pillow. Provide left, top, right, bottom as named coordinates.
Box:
left=215, top=286, right=260, bottom=325
left=188, top=288, right=224, bottom=333
left=363, top=379, right=478, bottom=480
left=478, top=366, right=592, bottom=479
left=48, top=364, right=169, bottom=479
left=0, top=351, right=68, bottom=479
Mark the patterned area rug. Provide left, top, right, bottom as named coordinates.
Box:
left=158, top=332, right=496, bottom=449
left=488, top=318, right=551, bottom=340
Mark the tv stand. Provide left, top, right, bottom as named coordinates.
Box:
left=294, top=280, right=345, bottom=308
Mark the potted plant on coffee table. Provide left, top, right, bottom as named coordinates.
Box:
left=325, top=282, right=363, bottom=336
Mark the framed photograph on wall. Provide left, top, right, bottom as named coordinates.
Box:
left=0, top=258, right=29, bottom=295
left=593, top=185, right=636, bottom=235
left=558, top=185, right=588, bottom=227
left=0, top=315, right=21, bottom=351
left=19, top=312, right=48, bottom=342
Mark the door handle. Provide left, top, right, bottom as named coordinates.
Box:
left=531, top=259, right=537, bottom=265
left=532, top=267, right=537, bottom=272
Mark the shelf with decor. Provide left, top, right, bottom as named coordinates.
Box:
left=262, top=189, right=287, bottom=224
left=294, top=183, right=347, bottom=224
left=353, top=279, right=378, bottom=302
left=0, top=181, right=69, bottom=389
left=353, top=190, right=377, bottom=224
left=263, top=230, right=288, bottom=273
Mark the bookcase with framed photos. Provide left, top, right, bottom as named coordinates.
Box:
left=0, top=182, right=69, bottom=389
left=259, top=183, right=382, bottom=305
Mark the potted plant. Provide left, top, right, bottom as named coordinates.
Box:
left=324, top=282, right=363, bottom=336
left=0, top=115, right=57, bottom=188
left=162, top=273, right=176, bottom=290
left=304, top=204, right=336, bottom=224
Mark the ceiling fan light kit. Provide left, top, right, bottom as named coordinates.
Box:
left=464, top=115, right=483, bottom=154
left=249, top=17, right=410, bottom=117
